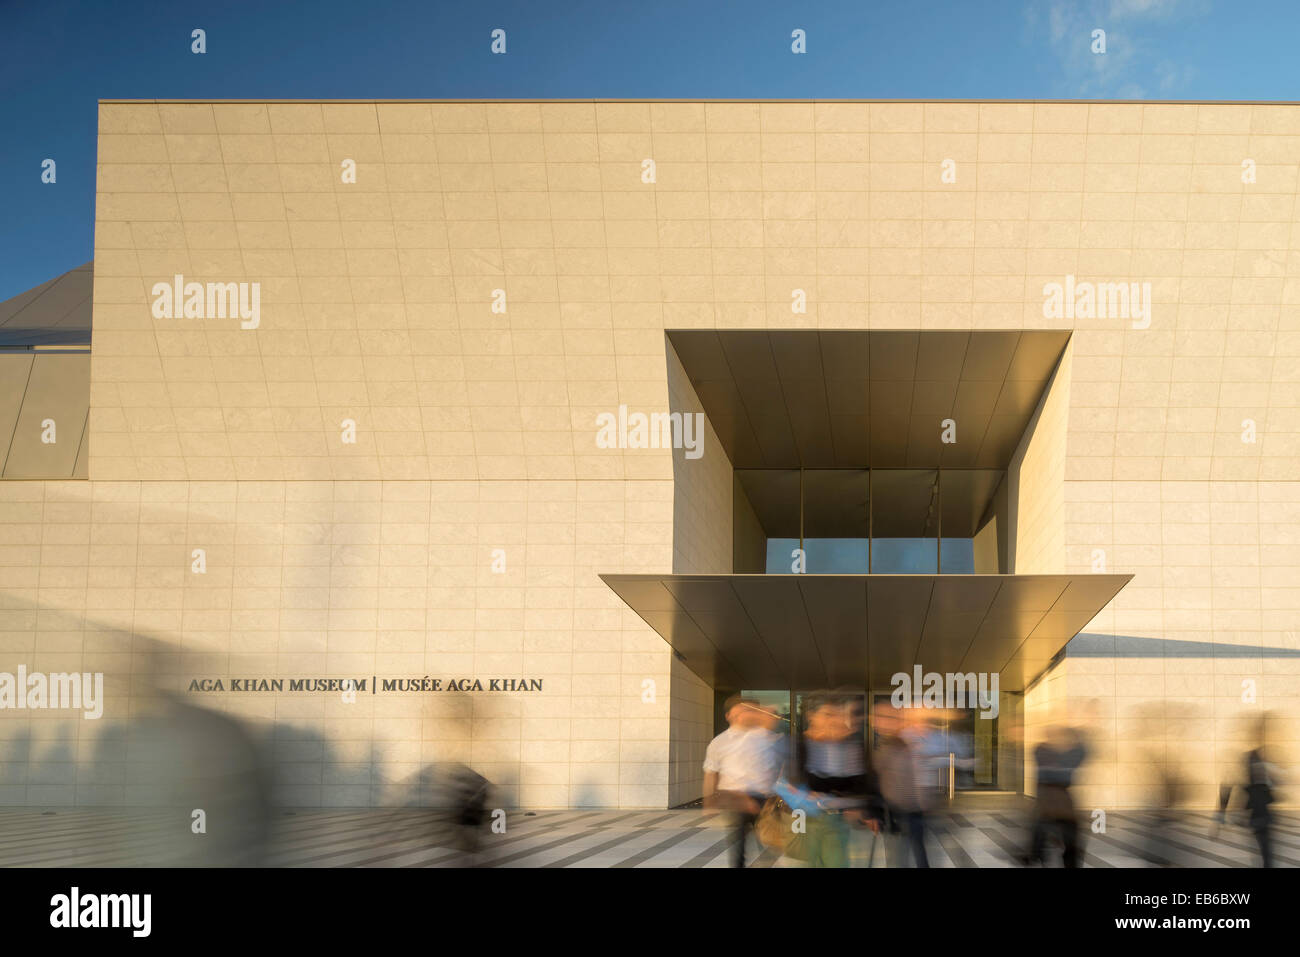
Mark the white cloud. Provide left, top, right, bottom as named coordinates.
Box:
left=1108, top=0, right=1184, bottom=18
left=1029, top=0, right=1209, bottom=97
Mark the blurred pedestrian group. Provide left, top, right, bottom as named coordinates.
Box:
left=703, top=693, right=1289, bottom=869
left=703, top=690, right=954, bottom=868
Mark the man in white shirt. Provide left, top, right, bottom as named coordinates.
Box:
left=703, top=694, right=785, bottom=867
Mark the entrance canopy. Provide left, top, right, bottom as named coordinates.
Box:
left=667, top=330, right=1069, bottom=469
left=600, top=573, right=1131, bottom=692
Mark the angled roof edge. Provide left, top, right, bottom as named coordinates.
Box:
left=0, top=262, right=93, bottom=348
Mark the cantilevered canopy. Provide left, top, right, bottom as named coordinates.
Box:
left=667, top=329, right=1070, bottom=469
left=600, top=573, right=1131, bottom=693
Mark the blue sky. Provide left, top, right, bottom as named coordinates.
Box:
left=1, top=0, right=1297, bottom=299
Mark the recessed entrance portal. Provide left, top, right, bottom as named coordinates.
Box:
left=740, top=688, right=1007, bottom=792
left=606, top=328, right=1129, bottom=802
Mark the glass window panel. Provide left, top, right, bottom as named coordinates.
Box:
left=766, top=537, right=801, bottom=574
left=804, top=537, right=869, bottom=573
left=940, top=537, right=976, bottom=573
left=736, top=467, right=1010, bottom=575
left=870, top=537, right=938, bottom=573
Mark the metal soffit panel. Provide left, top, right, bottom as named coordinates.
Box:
left=667, top=329, right=1070, bottom=469
left=600, top=573, right=1132, bottom=692
left=0, top=354, right=90, bottom=479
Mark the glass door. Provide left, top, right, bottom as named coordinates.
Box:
left=868, top=697, right=999, bottom=791
left=938, top=708, right=998, bottom=790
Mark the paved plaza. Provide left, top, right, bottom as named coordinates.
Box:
left=0, top=805, right=1292, bottom=868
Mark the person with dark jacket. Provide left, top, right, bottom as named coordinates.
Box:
left=1244, top=746, right=1276, bottom=867
left=874, top=705, right=942, bottom=867
left=1021, top=724, right=1088, bottom=867
left=1212, top=713, right=1282, bottom=868
left=1243, top=713, right=1280, bottom=868
left=780, top=692, right=883, bottom=867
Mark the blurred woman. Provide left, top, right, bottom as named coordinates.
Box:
left=776, top=692, right=881, bottom=867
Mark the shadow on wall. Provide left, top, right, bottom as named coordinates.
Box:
left=1055, top=633, right=1298, bottom=812
left=0, top=494, right=506, bottom=819
left=0, top=623, right=507, bottom=864
left=0, top=626, right=501, bottom=811
left=0, top=629, right=277, bottom=865
left=1130, top=699, right=1201, bottom=866
left=1069, top=632, right=1300, bottom=659
left=570, top=779, right=611, bottom=809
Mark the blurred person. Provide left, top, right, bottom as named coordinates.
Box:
left=1216, top=713, right=1282, bottom=867
left=914, top=713, right=952, bottom=791
left=843, top=695, right=887, bottom=866
left=116, top=693, right=272, bottom=866
left=87, top=635, right=273, bottom=867
left=1244, top=716, right=1279, bottom=868
left=949, top=720, right=976, bottom=790
left=1211, top=712, right=1257, bottom=841
left=1211, top=768, right=1236, bottom=840
left=1020, top=724, right=1087, bottom=867
left=870, top=700, right=907, bottom=866
left=703, top=694, right=786, bottom=868
left=874, top=703, right=940, bottom=867
left=776, top=693, right=880, bottom=868
left=436, top=762, right=492, bottom=863
left=915, top=713, right=955, bottom=846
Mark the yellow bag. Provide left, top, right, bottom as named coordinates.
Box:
left=755, top=795, right=809, bottom=860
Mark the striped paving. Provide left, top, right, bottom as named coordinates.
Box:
left=0, top=807, right=1293, bottom=867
